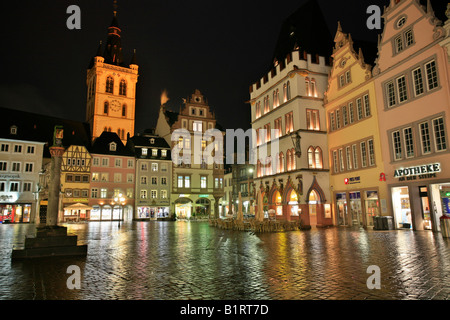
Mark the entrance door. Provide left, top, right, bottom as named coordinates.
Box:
left=419, top=186, right=432, bottom=230
left=336, top=193, right=348, bottom=226
left=392, top=186, right=412, bottom=229
left=349, top=192, right=362, bottom=227
left=309, top=191, right=318, bottom=228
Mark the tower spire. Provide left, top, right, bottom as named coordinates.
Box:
left=113, top=0, right=118, bottom=17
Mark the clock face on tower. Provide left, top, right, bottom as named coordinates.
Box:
left=110, top=100, right=121, bottom=112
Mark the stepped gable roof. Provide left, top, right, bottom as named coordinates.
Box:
left=0, top=107, right=91, bottom=158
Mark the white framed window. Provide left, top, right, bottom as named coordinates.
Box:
left=140, top=176, right=148, bottom=185
left=151, top=190, right=157, bottom=199
left=100, top=173, right=109, bottom=182
left=114, top=173, right=122, bottom=183
left=161, top=150, right=167, bottom=157
left=142, top=148, right=148, bottom=156
left=25, top=163, right=33, bottom=173
left=363, top=95, right=371, bottom=117
left=161, top=190, right=168, bottom=199
left=91, top=188, right=98, bottom=199
left=101, top=158, right=109, bottom=167
left=127, top=174, right=134, bottom=183
left=339, top=149, right=344, bottom=172
left=152, top=149, right=158, bottom=157
left=425, top=60, right=438, bottom=91
left=23, top=182, right=32, bottom=192
left=100, top=188, right=108, bottom=198
left=140, top=190, right=147, bottom=199
left=127, top=159, right=134, bottom=168
left=433, top=117, right=447, bottom=152
left=93, top=157, right=100, bottom=166
left=161, top=163, right=168, bottom=172
left=419, top=122, right=431, bottom=155
left=360, top=142, right=368, bottom=168
left=397, top=75, right=408, bottom=103
left=395, top=35, right=403, bottom=53
left=412, top=67, right=424, bottom=97
left=392, top=130, right=403, bottom=160
left=151, top=163, right=158, bottom=172
left=115, top=158, right=122, bottom=168
left=141, top=163, right=148, bottom=171
left=0, top=162, right=7, bottom=171
left=403, top=127, right=414, bottom=158
left=349, top=102, right=354, bottom=124
left=13, top=145, right=22, bottom=153
left=1, top=144, right=9, bottom=152
left=161, top=177, right=167, bottom=185
left=356, top=98, right=363, bottom=120
left=368, top=140, right=375, bottom=166
left=109, top=142, right=117, bottom=152
left=151, top=177, right=158, bottom=185
left=10, top=182, right=19, bottom=192
left=193, top=121, right=203, bottom=132
left=201, top=176, right=207, bottom=189
left=386, top=81, right=396, bottom=108
left=346, top=146, right=352, bottom=171
left=342, top=106, right=348, bottom=127
left=91, top=173, right=99, bottom=182
left=26, top=146, right=35, bottom=154
left=12, top=162, right=21, bottom=172
left=352, top=144, right=358, bottom=169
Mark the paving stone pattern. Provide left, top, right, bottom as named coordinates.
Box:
left=1, top=221, right=449, bottom=300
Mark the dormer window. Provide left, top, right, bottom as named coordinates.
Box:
left=10, top=126, right=17, bottom=135
left=150, top=138, right=155, bottom=144
left=109, top=142, right=117, bottom=152
left=142, top=148, right=148, bottom=156
left=152, top=149, right=158, bottom=157
left=162, top=150, right=167, bottom=157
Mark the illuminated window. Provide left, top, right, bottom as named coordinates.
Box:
left=315, top=147, right=323, bottom=169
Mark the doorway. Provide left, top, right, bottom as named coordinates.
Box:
left=309, top=190, right=319, bottom=228
left=349, top=192, right=362, bottom=227
left=392, top=186, right=412, bottom=229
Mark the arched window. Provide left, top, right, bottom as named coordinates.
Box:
left=280, top=152, right=285, bottom=173
left=283, top=84, right=287, bottom=103
left=273, top=91, right=277, bottom=108
left=106, top=76, right=114, bottom=94
left=104, top=127, right=108, bottom=132
left=108, top=127, right=112, bottom=132
left=257, top=160, right=261, bottom=178
left=315, top=147, right=323, bottom=169
left=311, top=78, right=317, bottom=97
left=122, top=104, right=127, bottom=118
left=104, top=101, right=109, bottom=114
left=308, top=147, right=315, bottom=169
left=119, top=79, right=127, bottom=96
left=265, top=95, right=270, bottom=113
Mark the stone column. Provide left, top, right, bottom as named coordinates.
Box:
left=213, top=196, right=220, bottom=219
left=47, top=146, right=65, bottom=226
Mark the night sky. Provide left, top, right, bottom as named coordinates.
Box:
left=1, top=0, right=447, bottom=134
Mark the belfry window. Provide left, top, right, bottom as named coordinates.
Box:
left=106, top=76, right=114, bottom=94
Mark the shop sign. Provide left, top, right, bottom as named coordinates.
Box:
left=198, top=194, right=209, bottom=198
left=344, top=177, right=361, bottom=185
left=0, top=174, right=20, bottom=179
left=394, top=163, right=440, bottom=181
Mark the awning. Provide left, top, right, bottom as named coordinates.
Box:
left=64, top=203, right=93, bottom=210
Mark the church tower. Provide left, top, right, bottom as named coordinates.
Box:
left=86, top=1, right=138, bottom=144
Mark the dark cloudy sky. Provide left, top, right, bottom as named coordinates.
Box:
left=1, top=0, right=447, bottom=133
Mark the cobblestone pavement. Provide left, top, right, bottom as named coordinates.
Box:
left=1, top=221, right=449, bottom=300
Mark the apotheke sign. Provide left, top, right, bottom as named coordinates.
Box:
left=394, top=163, right=441, bottom=181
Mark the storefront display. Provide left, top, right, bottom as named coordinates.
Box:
left=392, top=187, right=412, bottom=229
left=0, top=204, right=31, bottom=223
left=349, top=192, right=362, bottom=226
left=336, top=193, right=347, bottom=226
left=365, top=191, right=379, bottom=228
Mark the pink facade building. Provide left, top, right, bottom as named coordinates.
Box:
left=373, top=0, right=450, bottom=231
left=88, top=132, right=135, bottom=221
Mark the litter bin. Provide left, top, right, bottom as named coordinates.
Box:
left=440, top=216, right=450, bottom=238
left=373, top=216, right=394, bottom=230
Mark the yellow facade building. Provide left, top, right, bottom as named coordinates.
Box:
left=324, top=23, right=390, bottom=228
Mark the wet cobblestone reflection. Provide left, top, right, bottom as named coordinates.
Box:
left=1, top=222, right=449, bottom=300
